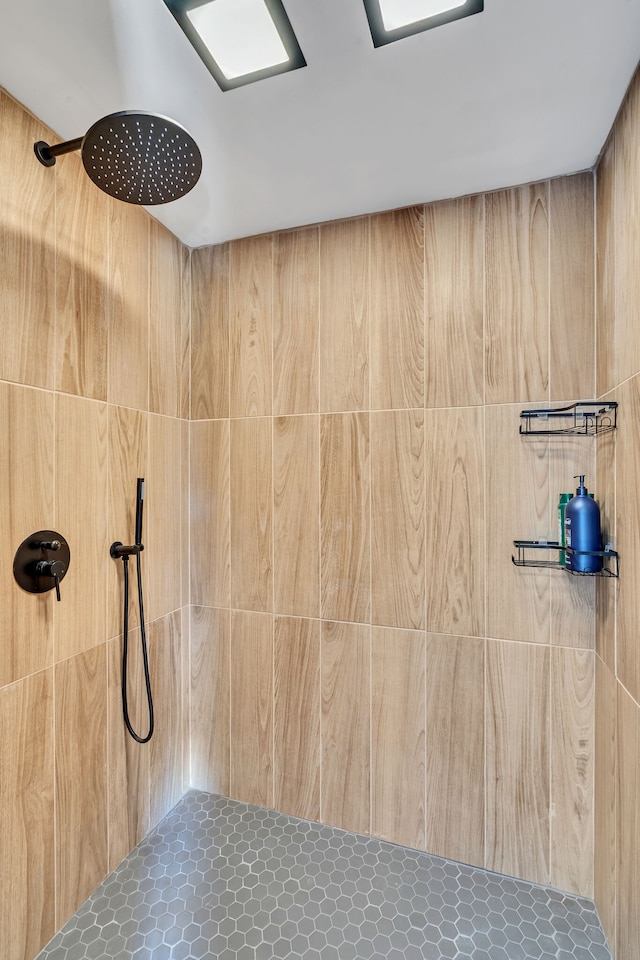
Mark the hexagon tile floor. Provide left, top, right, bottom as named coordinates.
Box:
left=36, top=791, right=612, bottom=960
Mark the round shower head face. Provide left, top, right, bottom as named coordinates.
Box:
left=81, top=111, right=202, bottom=205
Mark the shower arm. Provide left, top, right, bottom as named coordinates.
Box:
left=34, top=137, right=83, bottom=167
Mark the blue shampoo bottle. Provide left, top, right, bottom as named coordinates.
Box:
left=564, top=475, right=602, bottom=573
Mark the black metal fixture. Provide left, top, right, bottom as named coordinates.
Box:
left=161, top=0, right=306, bottom=91
left=362, top=0, right=483, bottom=48
left=34, top=111, right=202, bottom=205
left=13, top=531, right=70, bottom=601
left=111, top=479, right=154, bottom=743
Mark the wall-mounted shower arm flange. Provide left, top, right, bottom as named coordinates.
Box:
left=34, top=138, right=83, bottom=167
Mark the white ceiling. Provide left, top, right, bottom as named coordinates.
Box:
left=1, top=0, right=639, bottom=248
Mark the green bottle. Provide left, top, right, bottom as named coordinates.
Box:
left=558, top=493, right=572, bottom=566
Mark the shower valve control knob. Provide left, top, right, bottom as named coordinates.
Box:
left=36, top=559, right=66, bottom=601
left=13, top=529, right=70, bottom=601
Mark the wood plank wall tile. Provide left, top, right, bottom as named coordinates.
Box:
left=0, top=91, right=55, bottom=390
left=107, top=200, right=149, bottom=411
left=550, top=648, right=594, bottom=897
left=180, top=420, right=189, bottom=609
left=371, top=410, right=425, bottom=629
left=425, top=634, right=484, bottom=868
left=371, top=627, right=425, bottom=850
left=617, top=683, right=640, bottom=960
left=191, top=244, right=229, bottom=421
left=425, top=406, right=484, bottom=637
left=190, top=420, right=230, bottom=609
left=596, top=136, right=616, bottom=398
left=615, top=375, right=640, bottom=705
left=425, top=196, right=484, bottom=409
left=319, top=217, right=369, bottom=413
left=613, top=72, right=640, bottom=389
left=273, top=415, right=320, bottom=618
left=190, top=606, right=230, bottom=794
left=230, top=417, right=273, bottom=612
left=107, top=405, right=148, bottom=639
left=107, top=631, right=150, bottom=872
left=149, top=220, right=183, bottom=418
left=549, top=174, right=595, bottom=402
left=230, top=235, right=273, bottom=418
left=485, top=403, right=550, bottom=645
left=229, top=610, right=273, bottom=807
left=55, top=152, right=109, bottom=401
left=180, top=245, right=191, bottom=421
left=370, top=207, right=424, bottom=410
left=149, top=612, right=184, bottom=826
left=321, top=621, right=370, bottom=835
left=55, top=395, right=109, bottom=662
left=147, top=415, right=183, bottom=621
left=485, top=183, right=549, bottom=404
left=54, top=645, right=108, bottom=929
left=320, top=413, right=370, bottom=623
left=273, top=228, right=319, bottom=416
left=595, top=658, right=617, bottom=955
left=595, top=421, right=617, bottom=671
left=548, top=431, right=595, bottom=650
left=0, top=670, right=55, bottom=960
left=486, top=639, right=550, bottom=886
left=274, top=617, right=320, bottom=821
left=0, top=382, right=54, bottom=688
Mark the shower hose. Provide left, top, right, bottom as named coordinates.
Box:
left=120, top=550, right=154, bottom=743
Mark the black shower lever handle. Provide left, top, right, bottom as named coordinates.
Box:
left=36, top=558, right=66, bottom=601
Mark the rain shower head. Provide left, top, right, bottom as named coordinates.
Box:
left=34, top=111, right=202, bottom=205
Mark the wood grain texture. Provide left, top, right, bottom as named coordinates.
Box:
left=319, top=217, right=369, bottom=412
left=55, top=645, right=108, bottom=928
left=107, top=631, right=150, bottom=872
left=55, top=395, right=109, bottom=662
left=107, top=200, right=149, bottom=410
left=595, top=418, right=616, bottom=671
left=550, top=647, right=594, bottom=896
left=371, top=410, right=425, bottom=629
left=486, top=639, right=550, bottom=886
left=485, top=183, right=549, bottom=404
left=425, top=634, right=484, bottom=868
left=180, top=245, right=191, bottom=421
left=274, top=616, right=320, bottom=821
left=229, top=610, right=273, bottom=807
left=0, top=382, right=54, bottom=687
left=149, top=219, right=183, bottom=418
left=0, top=90, right=55, bottom=390
left=149, top=612, right=184, bottom=826
left=190, top=419, right=230, bottom=609
left=594, top=657, right=617, bottom=955
left=273, top=415, right=320, bottom=618
left=371, top=626, right=425, bottom=849
left=617, top=682, right=640, bottom=960
left=485, top=403, right=550, bottom=645
left=55, top=151, right=109, bottom=401
left=615, top=374, right=640, bottom=705
left=596, top=136, right=616, bottom=398
left=107, top=405, right=148, bottom=639
left=230, top=417, right=273, bottom=612
left=0, top=670, right=55, bottom=960
left=549, top=174, right=595, bottom=402
left=273, top=228, right=319, bottom=415
left=230, top=235, right=273, bottom=418
left=548, top=431, right=595, bottom=650
left=320, top=413, right=370, bottom=623
left=424, top=406, right=484, bottom=637
left=425, top=196, right=484, bottom=408
left=370, top=207, right=424, bottom=410
left=190, top=606, right=230, bottom=794
left=146, top=414, right=183, bottom=621
left=614, top=70, right=640, bottom=389
left=181, top=420, right=189, bottom=608
left=190, top=243, right=229, bottom=420
left=321, top=621, right=370, bottom=835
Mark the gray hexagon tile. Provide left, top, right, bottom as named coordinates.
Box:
left=36, top=791, right=612, bottom=959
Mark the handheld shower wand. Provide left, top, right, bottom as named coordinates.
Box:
left=111, top=478, right=154, bottom=743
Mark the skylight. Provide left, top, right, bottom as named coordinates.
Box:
left=162, top=0, right=306, bottom=91
left=362, top=0, right=483, bottom=47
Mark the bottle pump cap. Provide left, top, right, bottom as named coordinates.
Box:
left=574, top=475, right=587, bottom=495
